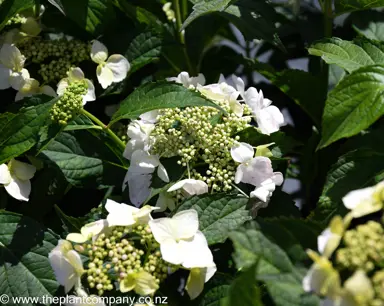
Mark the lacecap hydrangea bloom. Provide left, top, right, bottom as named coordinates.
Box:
left=303, top=180, right=384, bottom=306
left=122, top=72, right=285, bottom=208
left=49, top=200, right=215, bottom=300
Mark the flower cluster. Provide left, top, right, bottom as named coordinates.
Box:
left=303, top=180, right=384, bottom=306
left=19, top=37, right=90, bottom=83
left=49, top=200, right=216, bottom=302
left=123, top=72, right=285, bottom=209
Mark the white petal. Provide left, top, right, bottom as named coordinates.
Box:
left=167, top=179, right=208, bottom=196
left=105, top=199, right=136, bottom=226
left=272, top=172, right=284, bottom=186
left=231, top=142, right=254, bottom=163
left=126, top=169, right=152, bottom=206
left=244, top=87, right=263, bottom=111
left=4, top=176, right=31, bottom=201
left=10, top=68, right=29, bottom=90
left=0, top=65, right=11, bottom=89
left=181, top=231, right=214, bottom=268
left=155, top=192, right=176, bottom=212
left=91, top=40, right=108, bottom=64
left=229, top=98, right=244, bottom=117
left=185, top=268, right=206, bottom=300
left=106, top=54, right=130, bottom=83
left=68, top=67, right=85, bottom=82
left=96, top=64, right=114, bottom=89
left=10, top=159, right=36, bottom=180
left=342, top=186, right=375, bottom=210
left=149, top=218, right=176, bottom=244
left=123, top=139, right=145, bottom=160
left=66, top=233, right=87, bottom=244
left=57, top=78, right=69, bottom=96
left=134, top=205, right=155, bottom=224
left=130, top=150, right=159, bottom=170
left=81, top=220, right=108, bottom=239
left=15, top=91, right=30, bottom=101
left=240, top=156, right=274, bottom=187
left=139, top=110, right=159, bottom=124
left=250, top=186, right=271, bottom=202
left=0, top=164, right=11, bottom=184
left=83, top=79, right=96, bottom=104
left=232, top=75, right=245, bottom=95
left=256, top=106, right=285, bottom=135
left=40, top=85, right=57, bottom=97
left=49, top=251, right=77, bottom=293
left=234, top=165, right=244, bottom=184
left=0, top=44, right=25, bottom=70
left=157, top=163, right=169, bottom=183
left=318, top=228, right=332, bottom=255
left=160, top=238, right=184, bottom=265
left=172, top=209, right=199, bottom=240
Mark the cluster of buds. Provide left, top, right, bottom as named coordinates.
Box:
left=49, top=200, right=216, bottom=302
left=303, top=180, right=384, bottom=305
left=19, top=37, right=90, bottom=83
left=50, top=80, right=87, bottom=125
left=123, top=72, right=285, bottom=209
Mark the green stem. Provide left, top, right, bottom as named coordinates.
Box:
left=172, top=0, right=195, bottom=75
left=181, top=0, right=188, bottom=21
left=321, top=0, right=333, bottom=83
left=80, top=109, right=126, bottom=151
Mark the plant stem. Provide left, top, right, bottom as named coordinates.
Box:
left=172, top=0, right=195, bottom=75
left=80, top=109, right=126, bottom=151
left=181, top=0, right=188, bottom=20
left=323, top=0, right=333, bottom=38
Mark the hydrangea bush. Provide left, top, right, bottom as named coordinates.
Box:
left=0, top=0, right=384, bottom=306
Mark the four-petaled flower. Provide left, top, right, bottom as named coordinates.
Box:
left=231, top=142, right=283, bottom=201
left=15, top=77, right=56, bottom=101
left=167, top=71, right=205, bottom=89
left=90, top=40, right=130, bottom=89
left=49, top=240, right=84, bottom=293
left=0, top=159, right=36, bottom=201
left=57, top=67, right=96, bottom=105
left=66, top=219, right=108, bottom=244
left=0, top=44, right=29, bottom=90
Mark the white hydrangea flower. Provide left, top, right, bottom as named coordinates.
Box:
left=0, top=44, right=29, bottom=90
left=15, top=77, right=56, bottom=101
left=66, top=219, right=108, bottom=244
left=156, top=191, right=176, bottom=212
left=231, top=142, right=283, bottom=200
left=123, top=117, right=156, bottom=160
left=57, top=67, right=96, bottom=105
left=233, top=76, right=285, bottom=135
left=342, top=181, right=384, bottom=218
left=123, top=150, right=169, bottom=206
left=105, top=199, right=156, bottom=227
left=90, top=40, right=130, bottom=89
left=197, top=75, right=239, bottom=102
left=120, top=270, right=159, bottom=296
left=149, top=209, right=215, bottom=269
left=49, top=240, right=84, bottom=293
left=185, top=265, right=217, bottom=300
left=167, top=179, right=208, bottom=197
left=0, top=159, right=36, bottom=201
left=167, top=71, right=206, bottom=88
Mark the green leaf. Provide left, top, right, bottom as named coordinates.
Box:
left=244, top=59, right=325, bottom=125
left=38, top=130, right=126, bottom=188
left=0, top=95, right=56, bottom=164
left=0, top=0, right=35, bottom=30
left=195, top=273, right=233, bottom=306
left=349, top=10, right=384, bottom=41
left=54, top=205, right=87, bottom=233
left=110, top=82, right=223, bottom=125
left=335, top=0, right=384, bottom=15
left=0, top=211, right=60, bottom=305
left=176, top=194, right=251, bottom=245
left=229, top=222, right=320, bottom=306
left=313, top=148, right=384, bottom=223
left=319, top=64, right=384, bottom=148
left=182, top=0, right=234, bottom=30
left=308, top=37, right=384, bottom=73
left=126, top=30, right=164, bottom=73
left=184, top=0, right=282, bottom=48
left=227, top=266, right=263, bottom=306
left=48, top=0, right=116, bottom=35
